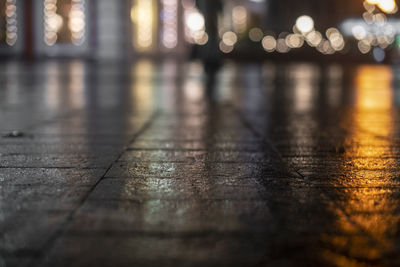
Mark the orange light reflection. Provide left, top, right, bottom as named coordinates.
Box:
left=323, top=65, right=400, bottom=265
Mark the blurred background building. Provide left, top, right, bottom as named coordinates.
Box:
left=0, top=0, right=399, bottom=62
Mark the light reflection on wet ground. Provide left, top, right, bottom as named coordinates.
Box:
left=1, top=59, right=400, bottom=266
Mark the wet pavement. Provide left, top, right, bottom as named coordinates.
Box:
left=1, top=60, right=400, bottom=266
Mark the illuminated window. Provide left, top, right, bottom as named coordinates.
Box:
left=0, top=0, right=17, bottom=46
left=131, top=0, right=157, bottom=52
left=44, top=0, right=85, bottom=46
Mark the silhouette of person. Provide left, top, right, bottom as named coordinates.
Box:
left=194, top=0, right=223, bottom=98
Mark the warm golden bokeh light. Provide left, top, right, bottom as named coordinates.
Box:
left=365, top=0, right=397, bottom=13
left=131, top=60, right=154, bottom=112
left=131, top=0, right=156, bottom=51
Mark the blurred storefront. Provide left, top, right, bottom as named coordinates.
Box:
left=0, top=0, right=399, bottom=62
left=0, top=0, right=191, bottom=59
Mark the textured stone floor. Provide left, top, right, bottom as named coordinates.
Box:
left=1, top=60, right=400, bottom=266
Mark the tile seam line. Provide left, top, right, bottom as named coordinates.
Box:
left=233, top=108, right=305, bottom=180
left=27, top=110, right=161, bottom=267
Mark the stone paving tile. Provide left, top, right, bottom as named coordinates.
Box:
left=0, top=154, right=116, bottom=168
left=0, top=168, right=106, bottom=186
left=41, top=230, right=357, bottom=267
left=66, top=184, right=346, bottom=235
left=0, top=143, right=122, bottom=155
left=0, top=184, right=92, bottom=211
left=128, top=139, right=265, bottom=151
left=119, top=150, right=279, bottom=163
left=41, top=235, right=269, bottom=267
left=0, top=210, right=69, bottom=254
left=139, top=126, right=261, bottom=141
left=27, top=125, right=145, bottom=135
left=87, top=177, right=265, bottom=201
left=67, top=199, right=275, bottom=233
left=105, top=162, right=295, bottom=179
left=0, top=136, right=131, bottom=145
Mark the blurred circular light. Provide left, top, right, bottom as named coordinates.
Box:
left=305, top=31, right=322, bottom=47
left=232, top=6, right=247, bottom=33
left=365, top=0, right=379, bottom=5
left=373, top=47, right=385, bottom=62
left=374, top=13, right=387, bottom=25
left=330, top=36, right=345, bottom=51
left=219, top=41, right=234, bottom=53
left=262, top=35, right=276, bottom=52
left=276, top=38, right=290, bottom=53
left=317, top=40, right=335, bottom=54
left=232, top=6, right=247, bottom=22
left=377, top=0, right=397, bottom=14
left=352, top=25, right=367, bottom=40
left=222, top=31, right=238, bottom=46
left=363, top=1, right=376, bottom=12
left=195, top=32, right=208, bottom=45
left=358, top=40, right=371, bottom=54
left=285, top=33, right=304, bottom=48
left=292, top=25, right=301, bottom=34
left=366, top=34, right=378, bottom=46
left=186, top=12, right=204, bottom=31
left=296, top=15, right=314, bottom=33
left=363, top=12, right=374, bottom=24
left=326, top=28, right=339, bottom=39
left=249, top=28, right=263, bottom=42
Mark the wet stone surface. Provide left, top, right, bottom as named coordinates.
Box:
left=1, top=61, right=400, bottom=266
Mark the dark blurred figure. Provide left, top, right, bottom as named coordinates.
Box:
left=194, top=0, right=223, bottom=98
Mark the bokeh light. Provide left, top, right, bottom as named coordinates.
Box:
left=161, top=0, right=178, bottom=49
left=249, top=28, right=263, bottom=42
left=222, top=31, right=237, bottom=46
left=44, top=0, right=85, bottom=46
left=262, top=35, right=276, bottom=52
left=232, top=6, right=247, bottom=34
left=4, top=0, right=17, bottom=46
left=131, top=0, right=156, bottom=51
left=296, top=15, right=314, bottom=33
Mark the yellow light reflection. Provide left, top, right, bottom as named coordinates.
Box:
left=131, top=60, right=154, bottom=112
left=322, top=65, right=399, bottom=264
